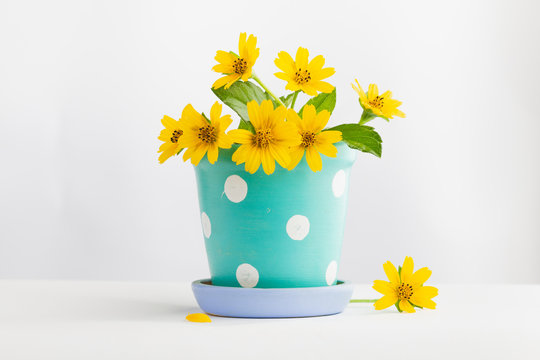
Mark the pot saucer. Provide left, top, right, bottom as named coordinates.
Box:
left=191, top=279, right=354, bottom=318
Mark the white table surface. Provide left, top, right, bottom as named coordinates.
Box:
left=0, top=281, right=539, bottom=360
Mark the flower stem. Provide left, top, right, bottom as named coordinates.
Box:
left=359, top=110, right=377, bottom=125
left=290, top=91, right=299, bottom=109
left=251, top=73, right=285, bottom=107
left=349, top=299, right=378, bottom=303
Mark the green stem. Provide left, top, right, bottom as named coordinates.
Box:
left=290, top=91, right=299, bottom=109
left=251, top=74, right=285, bottom=107
left=359, top=110, right=377, bottom=125
left=349, top=299, right=378, bottom=303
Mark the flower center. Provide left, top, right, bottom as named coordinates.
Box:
left=368, top=96, right=384, bottom=109
left=233, top=58, right=248, bottom=75
left=301, top=131, right=316, bottom=148
left=294, top=68, right=311, bottom=85
left=253, top=129, right=273, bottom=148
left=170, top=129, right=183, bottom=143
left=397, top=283, right=414, bottom=300
left=198, top=125, right=217, bottom=144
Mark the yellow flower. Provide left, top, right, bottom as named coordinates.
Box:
left=274, top=47, right=335, bottom=96
left=373, top=256, right=438, bottom=313
left=157, top=115, right=184, bottom=164
left=177, top=102, right=233, bottom=166
left=286, top=105, right=342, bottom=172
left=352, top=80, right=405, bottom=119
left=212, top=33, right=259, bottom=90
left=228, top=100, right=301, bottom=175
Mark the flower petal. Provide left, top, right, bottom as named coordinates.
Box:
left=305, top=146, right=322, bottom=172
left=411, top=267, right=432, bottom=286
left=372, top=280, right=395, bottom=296
left=374, top=295, right=398, bottom=310
left=228, top=129, right=253, bottom=144
left=400, top=256, right=414, bottom=284
left=295, top=47, right=309, bottom=70
left=383, top=261, right=400, bottom=285
left=399, top=299, right=415, bottom=313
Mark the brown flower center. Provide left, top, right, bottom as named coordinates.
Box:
left=368, top=96, right=385, bottom=109
left=198, top=125, right=217, bottom=144
left=294, top=68, right=311, bottom=85
left=170, top=129, right=183, bottom=143
left=397, top=283, right=414, bottom=300
left=301, top=131, right=316, bottom=148
left=253, top=129, right=273, bottom=148
left=233, top=58, right=248, bottom=75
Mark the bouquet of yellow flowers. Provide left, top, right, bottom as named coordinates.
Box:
left=158, top=33, right=405, bottom=174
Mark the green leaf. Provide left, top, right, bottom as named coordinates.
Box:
left=327, top=123, right=382, bottom=158
left=280, top=93, right=296, bottom=107
left=299, top=88, right=336, bottom=115
left=212, top=81, right=274, bottom=130
left=238, top=119, right=255, bottom=132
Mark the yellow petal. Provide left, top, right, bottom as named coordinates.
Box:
left=367, top=84, right=378, bottom=99
left=228, top=129, right=253, bottom=144
left=186, top=313, right=211, bottom=323
left=295, top=47, right=309, bottom=70
left=190, top=144, right=208, bottom=166
left=410, top=293, right=437, bottom=310
left=312, top=110, right=331, bottom=132
left=247, top=100, right=262, bottom=129
left=351, top=79, right=366, bottom=100
left=305, top=146, right=322, bottom=172
left=261, top=148, right=276, bottom=175
left=383, top=261, right=400, bottom=285
left=400, top=256, right=414, bottom=284
left=161, top=115, right=177, bottom=129
left=415, top=285, right=438, bottom=299
left=317, top=130, right=342, bottom=145
left=399, top=299, right=415, bottom=313
left=286, top=146, right=305, bottom=170
left=245, top=147, right=261, bottom=174
left=238, top=32, right=247, bottom=58
left=207, top=144, right=219, bottom=164
left=269, top=143, right=291, bottom=168
left=372, top=280, right=395, bottom=296
left=223, top=74, right=242, bottom=89
left=315, top=141, right=338, bottom=158
left=311, top=67, right=335, bottom=81
left=311, top=80, right=334, bottom=94
left=411, top=267, right=432, bottom=286
left=231, top=144, right=250, bottom=164
left=274, top=51, right=295, bottom=74
left=214, top=50, right=236, bottom=64
left=210, top=102, right=222, bottom=123
left=374, top=294, right=398, bottom=310
left=308, top=54, right=325, bottom=71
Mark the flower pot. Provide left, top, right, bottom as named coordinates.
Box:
left=194, top=142, right=356, bottom=288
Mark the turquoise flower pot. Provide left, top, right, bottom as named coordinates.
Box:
left=194, top=142, right=356, bottom=288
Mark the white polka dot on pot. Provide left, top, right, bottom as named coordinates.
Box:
left=236, top=263, right=259, bottom=288
left=326, top=260, right=338, bottom=285
left=286, top=215, right=310, bottom=240
left=332, top=170, right=347, bottom=198
left=200, top=212, right=211, bottom=238
left=224, top=174, right=248, bottom=203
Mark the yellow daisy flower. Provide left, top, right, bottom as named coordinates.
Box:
left=274, top=47, right=335, bottom=96
left=373, top=256, right=438, bottom=313
left=212, top=33, right=260, bottom=90
left=228, top=100, right=301, bottom=175
left=286, top=105, right=342, bottom=172
left=352, top=80, right=405, bottom=120
left=177, top=102, right=233, bottom=165
left=157, top=115, right=184, bottom=164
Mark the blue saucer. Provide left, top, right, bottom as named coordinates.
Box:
left=191, top=279, right=354, bottom=318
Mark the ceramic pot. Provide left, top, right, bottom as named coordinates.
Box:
left=194, top=142, right=356, bottom=288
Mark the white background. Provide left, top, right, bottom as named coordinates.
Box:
left=1, top=0, right=539, bottom=284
